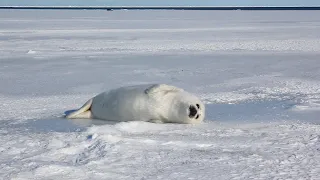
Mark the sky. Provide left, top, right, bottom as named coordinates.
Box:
left=0, top=0, right=320, bottom=6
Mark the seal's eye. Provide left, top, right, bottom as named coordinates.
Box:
left=195, top=114, right=199, bottom=119
left=196, top=104, right=200, bottom=109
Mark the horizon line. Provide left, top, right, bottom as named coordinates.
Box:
left=1, top=6, right=320, bottom=11
left=1, top=5, right=320, bottom=7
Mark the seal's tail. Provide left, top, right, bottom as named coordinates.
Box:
left=65, top=99, right=93, bottom=119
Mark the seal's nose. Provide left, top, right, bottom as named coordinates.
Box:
left=189, top=105, right=197, bottom=118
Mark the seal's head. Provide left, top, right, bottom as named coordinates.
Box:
left=145, top=84, right=205, bottom=124
left=166, top=91, right=205, bottom=124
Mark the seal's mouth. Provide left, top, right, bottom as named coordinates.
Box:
left=188, top=105, right=197, bottom=118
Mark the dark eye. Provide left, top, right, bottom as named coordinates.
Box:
left=196, top=104, right=200, bottom=109
left=195, top=115, right=199, bottom=119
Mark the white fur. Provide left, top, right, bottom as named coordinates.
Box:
left=66, top=84, right=205, bottom=124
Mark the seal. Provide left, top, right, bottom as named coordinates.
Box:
left=65, top=84, right=205, bottom=124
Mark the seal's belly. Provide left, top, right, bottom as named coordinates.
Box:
left=91, top=87, right=156, bottom=121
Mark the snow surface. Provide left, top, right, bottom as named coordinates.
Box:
left=0, top=10, right=320, bottom=179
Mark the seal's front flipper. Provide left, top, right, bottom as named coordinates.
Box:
left=65, top=99, right=93, bottom=119
left=148, top=119, right=164, bottom=124
left=145, top=84, right=183, bottom=98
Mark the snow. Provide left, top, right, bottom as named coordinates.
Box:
left=0, top=9, right=320, bottom=179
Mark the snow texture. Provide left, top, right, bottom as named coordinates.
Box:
left=0, top=10, right=320, bottom=179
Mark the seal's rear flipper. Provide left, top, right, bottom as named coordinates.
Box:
left=65, top=99, right=93, bottom=119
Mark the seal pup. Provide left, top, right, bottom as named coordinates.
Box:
left=66, top=84, right=205, bottom=124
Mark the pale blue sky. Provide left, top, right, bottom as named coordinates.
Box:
left=1, top=0, right=319, bottom=6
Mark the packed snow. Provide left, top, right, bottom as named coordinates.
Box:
left=0, top=10, right=320, bottom=179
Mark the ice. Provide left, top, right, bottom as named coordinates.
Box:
left=1, top=10, right=320, bottom=179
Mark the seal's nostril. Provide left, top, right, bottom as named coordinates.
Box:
left=189, top=105, right=197, bottom=118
